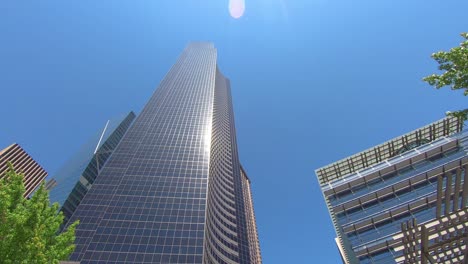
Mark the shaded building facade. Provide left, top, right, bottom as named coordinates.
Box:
left=315, top=117, right=468, bottom=263
left=48, top=112, right=136, bottom=224
left=67, top=43, right=261, bottom=263
left=0, top=143, right=47, bottom=197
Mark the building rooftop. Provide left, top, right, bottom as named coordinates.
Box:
left=316, top=116, right=464, bottom=186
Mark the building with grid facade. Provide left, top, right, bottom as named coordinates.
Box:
left=0, top=143, right=47, bottom=197
left=47, top=112, right=135, bottom=224
left=315, top=117, right=468, bottom=263
left=66, top=43, right=261, bottom=264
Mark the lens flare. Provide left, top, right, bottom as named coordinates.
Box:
left=229, top=0, right=245, bottom=19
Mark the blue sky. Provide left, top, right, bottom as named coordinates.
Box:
left=1, top=1, right=467, bottom=263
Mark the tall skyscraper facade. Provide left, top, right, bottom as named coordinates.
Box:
left=67, top=43, right=261, bottom=264
left=315, top=117, right=468, bottom=264
left=0, top=143, right=47, bottom=197
left=47, top=112, right=135, bottom=224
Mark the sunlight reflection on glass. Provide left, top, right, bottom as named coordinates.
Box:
left=229, top=0, right=245, bottom=19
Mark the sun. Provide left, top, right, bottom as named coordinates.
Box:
left=229, top=0, right=245, bottom=19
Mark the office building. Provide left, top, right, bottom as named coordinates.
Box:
left=47, top=112, right=136, bottom=224
left=0, top=143, right=47, bottom=197
left=316, top=116, right=468, bottom=263
left=66, top=43, right=261, bottom=263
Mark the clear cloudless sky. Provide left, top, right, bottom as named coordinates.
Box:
left=1, top=0, right=467, bottom=263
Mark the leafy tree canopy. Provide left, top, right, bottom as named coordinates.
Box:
left=424, top=33, right=468, bottom=124
left=0, top=164, right=79, bottom=264
left=423, top=32, right=468, bottom=95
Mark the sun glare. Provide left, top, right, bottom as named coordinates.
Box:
left=229, top=0, right=245, bottom=19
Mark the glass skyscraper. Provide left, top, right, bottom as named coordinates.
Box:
left=316, top=117, right=468, bottom=263
left=48, top=112, right=135, bottom=224
left=66, top=43, right=261, bottom=264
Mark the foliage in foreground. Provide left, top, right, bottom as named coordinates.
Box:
left=446, top=109, right=468, bottom=123
left=0, top=164, right=79, bottom=264
left=423, top=32, right=468, bottom=95
left=423, top=33, right=468, bottom=124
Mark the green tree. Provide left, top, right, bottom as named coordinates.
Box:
left=423, top=32, right=468, bottom=122
left=423, top=32, right=468, bottom=95
left=0, top=164, right=79, bottom=264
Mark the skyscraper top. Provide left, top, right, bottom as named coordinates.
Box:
left=66, top=43, right=261, bottom=263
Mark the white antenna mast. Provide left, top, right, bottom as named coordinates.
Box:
left=94, top=120, right=110, bottom=154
